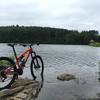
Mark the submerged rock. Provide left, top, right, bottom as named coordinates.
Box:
left=57, top=73, right=76, bottom=81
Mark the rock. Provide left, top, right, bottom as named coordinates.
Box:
left=57, top=73, right=76, bottom=81
left=0, top=78, right=41, bottom=100
left=14, top=93, right=27, bottom=99
left=11, top=78, right=37, bottom=89
left=7, top=97, right=22, bottom=100
left=0, top=86, right=24, bottom=98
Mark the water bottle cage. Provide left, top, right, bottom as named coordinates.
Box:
left=19, top=55, right=24, bottom=61
left=21, top=60, right=25, bottom=66
left=20, top=56, right=25, bottom=67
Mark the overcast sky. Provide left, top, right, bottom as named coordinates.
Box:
left=0, top=0, right=100, bottom=32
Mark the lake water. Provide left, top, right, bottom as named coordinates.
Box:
left=0, top=44, right=100, bottom=100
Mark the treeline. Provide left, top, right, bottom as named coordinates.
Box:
left=0, top=25, right=100, bottom=45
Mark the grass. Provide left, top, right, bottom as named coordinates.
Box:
left=0, top=56, right=15, bottom=70
left=89, top=42, right=100, bottom=47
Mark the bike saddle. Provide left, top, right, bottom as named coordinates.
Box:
left=7, top=43, right=17, bottom=47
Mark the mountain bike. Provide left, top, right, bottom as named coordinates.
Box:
left=0, top=43, right=44, bottom=90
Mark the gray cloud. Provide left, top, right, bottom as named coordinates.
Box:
left=0, top=0, right=100, bottom=32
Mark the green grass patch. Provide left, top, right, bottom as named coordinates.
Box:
left=89, top=42, right=100, bottom=47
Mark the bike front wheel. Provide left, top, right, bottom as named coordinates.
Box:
left=0, top=57, right=16, bottom=90
left=30, top=55, right=44, bottom=80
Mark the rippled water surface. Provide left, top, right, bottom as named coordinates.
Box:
left=0, top=44, right=100, bottom=100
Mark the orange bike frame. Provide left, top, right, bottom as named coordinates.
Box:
left=16, top=47, right=32, bottom=68
left=4, top=47, right=33, bottom=75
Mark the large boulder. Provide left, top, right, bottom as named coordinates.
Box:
left=57, top=73, right=76, bottom=81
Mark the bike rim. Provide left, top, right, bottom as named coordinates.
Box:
left=0, top=59, right=14, bottom=89
left=32, top=57, right=43, bottom=80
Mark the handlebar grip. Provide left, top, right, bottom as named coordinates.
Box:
left=36, top=42, right=40, bottom=45
left=22, top=44, right=27, bottom=47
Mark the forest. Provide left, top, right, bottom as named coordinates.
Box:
left=0, top=25, right=99, bottom=45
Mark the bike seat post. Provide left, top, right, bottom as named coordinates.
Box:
left=11, top=45, right=17, bottom=59
left=29, top=44, right=32, bottom=48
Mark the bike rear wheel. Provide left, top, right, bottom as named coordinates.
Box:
left=0, top=57, right=16, bottom=90
left=30, top=55, right=44, bottom=80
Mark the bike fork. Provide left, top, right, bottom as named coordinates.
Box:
left=33, top=52, right=40, bottom=68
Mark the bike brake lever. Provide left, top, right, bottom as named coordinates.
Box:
left=36, top=42, right=40, bottom=45
left=22, top=44, right=27, bottom=47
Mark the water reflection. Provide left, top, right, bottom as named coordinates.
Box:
left=33, top=73, right=44, bottom=100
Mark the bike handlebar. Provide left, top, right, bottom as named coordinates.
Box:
left=7, top=42, right=40, bottom=47
left=8, top=43, right=17, bottom=47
